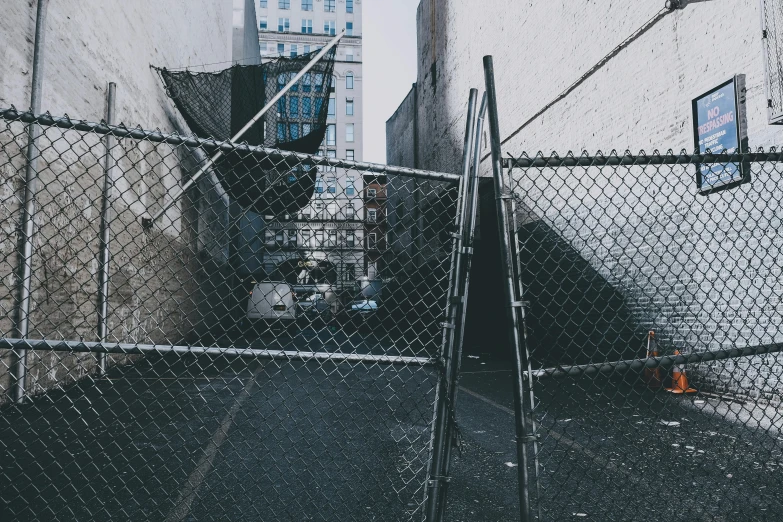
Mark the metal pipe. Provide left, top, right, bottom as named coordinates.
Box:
left=435, top=90, right=486, bottom=520
left=425, top=88, right=478, bottom=522
left=529, top=342, right=783, bottom=379
left=0, top=109, right=462, bottom=183
left=96, top=82, right=116, bottom=375
left=13, top=0, right=49, bottom=403
left=484, top=55, right=532, bottom=522
left=143, top=29, right=347, bottom=229
left=0, top=338, right=434, bottom=365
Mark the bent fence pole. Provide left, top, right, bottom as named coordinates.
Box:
left=13, top=0, right=49, bottom=403
left=143, top=29, right=346, bottom=229
left=424, top=88, right=478, bottom=522
left=483, top=55, right=533, bottom=522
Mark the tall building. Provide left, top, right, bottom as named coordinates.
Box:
left=244, top=0, right=366, bottom=286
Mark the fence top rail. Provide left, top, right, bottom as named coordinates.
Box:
left=505, top=150, right=783, bottom=168
left=0, top=107, right=461, bottom=183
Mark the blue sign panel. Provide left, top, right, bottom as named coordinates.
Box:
left=692, top=76, right=749, bottom=194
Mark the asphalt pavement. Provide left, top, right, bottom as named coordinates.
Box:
left=1, top=330, right=782, bottom=521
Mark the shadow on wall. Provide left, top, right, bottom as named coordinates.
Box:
left=464, top=181, right=641, bottom=366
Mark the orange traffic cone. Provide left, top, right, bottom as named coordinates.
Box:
left=665, top=350, right=697, bottom=394
left=643, top=331, right=662, bottom=389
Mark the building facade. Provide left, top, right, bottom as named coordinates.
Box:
left=251, top=0, right=367, bottom=286
left=387, top=0, right=783, bottom=396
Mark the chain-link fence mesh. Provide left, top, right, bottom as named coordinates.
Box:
left=0, top=109, right=469, bottom=521
left=499, top=152, right=783, bottom=521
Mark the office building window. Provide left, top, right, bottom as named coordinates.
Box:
left=328, top=98, right=335, bottom=117
left=301, top=0, right=312, bottom=11
left=303, top=122, right=312, bottom=135
left=302, top=97, right=312, bottom=117
left=314, top=73, right=324, bottom=93
left=279, top=0, right=290, bottom=9
left=345, top=123, right=354, bottom=142
left=315, top=231, right=324, bottom=247
left=327, top=202, right=338, bottom=217
left=301, top=205, right=311, bottom=218
left=301, top=19, right=313, bottom=33
left=327, top=176, right=336, bottom=194
left=275, top=230, right=285, bottom=245
left=277, top=123, right=285, bottom=141
left=290, top=44, right=297, bottom=57
left=315, top=201, right=324, bottom=217
left=259, top=17, right=268, bottom=30
left=346, top=202, right=354, bottom=218
left=302, top=230, right=311, bottom=246
left=260, top=0, right=267, bottom=7
left=367, top=188, right=377, bottom=198
left=346, top=233, right=355, bottom=248
left=346, top=73, right=354, bottom=89
left=346, top=22, right=353, bottom=36
left=325, top=0, right=335, bottom=12
left=287, top=230, right=297, bottom=247
left=260, top=42, right=268, bottom=54
left=368, top=209, right=377, bottom=223
left=289, top=123, right=299, bottom=140
left=346, top=149, right=355, bottom=161
left=315, top=175, right=324, bottom=193
left=304, top=45, right=311, bottom=53
left=346, top=50, right=354, bottom=62
left=324, top=20, right=336, bottom=35
left=326, top=124, right=336, bottom=146
left=277, top=43, right=285, bottom=55
left=326, top=149, right=336, bottom=172
left=368, top=233, right=377, bottom=248
left=328, top=230, right=337, bottom=247
left=330, top=75, right=336, bottom=93
left=345, top=263, right=355, bottom=280
left=346, top=176, right=355, bottom=196
left=289, top=97, right=298, bottom=117
left=278, top=18, right=290, bottom=32
left=346, top=98, right=354, bottom=116
left=346, top=0, right=353, bottom=13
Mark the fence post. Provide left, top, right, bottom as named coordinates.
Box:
left=96, top=82, right=117, bottom=375
left=425, top=88, right=478, bottom=522
left=483, top=55, right=533, bottom=522
left=13, top=0, right=49, bottom=403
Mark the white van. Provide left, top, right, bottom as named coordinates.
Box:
left=247, top=282, right=296, bottom=321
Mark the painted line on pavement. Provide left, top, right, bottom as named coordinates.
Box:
left=165, top=365, right=265, bottom=522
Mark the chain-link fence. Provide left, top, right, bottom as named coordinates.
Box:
left=496, top=150, right=783, bottom=521
left=0, top=108, right=476, bottom=521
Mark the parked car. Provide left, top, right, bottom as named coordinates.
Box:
left=247, top=282, right=296, bottom=322
left=296, top=292, right=330, bottom=316
left=349, top=299, right=378, bottom=314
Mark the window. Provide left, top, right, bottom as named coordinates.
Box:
left=346, top=50, right=354, bottom=62
left=326, top=124, right=336, bottom=146
left=346, top=149, right=355, bottom=161
left=314, top=74, right=324, bottom=93
left=275, top=230, right=285, bottom=245
left=277, top=123, right=285, bottom=141
left=346, top=0, right=353, bottom=13
left=346, top=73, right=354, bottom=89
left=326, top=149, right=337, bottom=172
left=346, top=176, right=355, bottom=196
left=289, top=123, right=299, bottom=140
left=302, top=97, right=312, bottom=117
left=260, top=0, right=267, bottom=7
left=302, top=230, right=311, bottom=246
left=265, top=230, right=275, bottom=244
left=289, top=97, right=299, bottom=117
left=346, top=98, right=354, bottom=116
left=346, top=22, right=353, bottom=36
left=260, top=42, right=268, bottom=54
left=324, top=20, right=336, bottom=35
left=368, top=209, right=377, bottom=223
left=304, top=45, right=311, bottom=54
left=328, top=97, right=335, bottom=117
left=345, top=123, right=354, bottom=142
left=278, top=0, right=290, bottom=9
left=346, top=202, right=355, bottom=218
left=315, top=175, right=324, bottom=193
left=325, top=0, right=335, bottom=12
left=303, top=123, right=312, bottom=135
left=328, top=230, right=337, bottom=247
left=290, top=44, right=297, bottom=57
left=367, top=188, right=377, bottom=198
left=301, top=0, right=312, bottom=11
left=346, top=233, right=355, bottom=248
left=327, top=176, right=336, bottom=194
left=368, top=233, right=377, bottom=249
left=277, top=43, right=285, bottom=55
left=259, top=17, right=268, bottom=30
left=315, top=201, right=324, bottom=217
left=278, top=18, right=290, bottom=32
left=763, top=0, right=783, bottom=122
left=315, top=231, right=324, bottom=247
left=287, top=230, right=297, bottom=247
left=301, top=19, right=312, bottom=33
left=301, top=206, right=311, bottom=218
left=345, top=263, right=355, bottom=280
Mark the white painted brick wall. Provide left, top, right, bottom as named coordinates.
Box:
left=400, top=0, right=783, bottom=396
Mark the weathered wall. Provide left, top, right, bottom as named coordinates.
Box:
left=0, top=0, right=238, bottom=401
left=388, top=0, right=783, bottom=394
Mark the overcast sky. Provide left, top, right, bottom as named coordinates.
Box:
left=362, top=0, right=420, bottom=164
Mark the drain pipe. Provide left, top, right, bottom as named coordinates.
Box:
left=13, top=0, right=49, bottom=403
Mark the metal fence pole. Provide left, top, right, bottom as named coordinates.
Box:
left=483, top=55, right=532, bottom=522
left=436, top=91, right=487, bottom=519
left=425, top=88, right=478, bottom=522
left=96, top=82, right=116, bottom=375
left=13, top=0, right=49, bottom=403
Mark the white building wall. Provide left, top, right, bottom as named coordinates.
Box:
left=395, top=0, right=783, bottom=397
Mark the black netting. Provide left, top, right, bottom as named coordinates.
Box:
left=153, top=49, right=336, bottom=214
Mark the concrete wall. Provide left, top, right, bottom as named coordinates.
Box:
left=234, top=0, right=263, bottom=66
left=0, top=0, right=239, bottom=402
left=387, top=0, right=783, bottom=395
